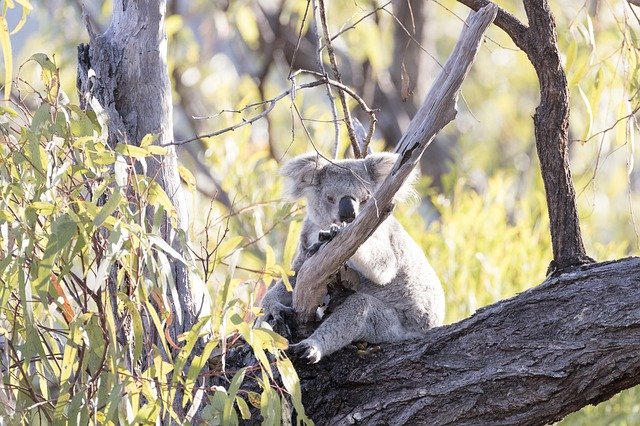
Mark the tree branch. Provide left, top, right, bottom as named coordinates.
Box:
left=293, top=4, right=498, bottom=322
left=295, top=257, right=640, bottom=424
left=317, top=0, right=362, bottom=158
left=454, top=0, right=529, bottom=50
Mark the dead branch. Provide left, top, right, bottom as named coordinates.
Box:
left=292, top=4, right=498, bottom=322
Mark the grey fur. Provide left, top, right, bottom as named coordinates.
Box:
left=260, top=152, right=445, bottom=363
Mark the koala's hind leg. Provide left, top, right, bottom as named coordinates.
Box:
left=289, top=293, right=408, bottom=363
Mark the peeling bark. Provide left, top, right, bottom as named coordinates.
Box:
left=76, top=0, right=204, bottom=355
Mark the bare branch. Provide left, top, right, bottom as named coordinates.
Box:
left=455, top=0, right=529, bottom=50
left=292, top=4, right=499, bottom=322
left=164, top=80, right=327, bottom=147
left=311, top=0, right=341, bottom=159
left=317, top=0, right=362, bottom=158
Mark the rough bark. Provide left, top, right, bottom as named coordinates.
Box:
left=456, top=0, right=593, bottom=272
left=522, top=0, right=593, bottom=271
left=293, top=4, right=498, bottom=322
left=295, top=257, right=640, bottom=425
left=76, top=1, right=203, bottom=349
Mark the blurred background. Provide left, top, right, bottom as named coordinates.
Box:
left=3, top=0, right=639, bottom=423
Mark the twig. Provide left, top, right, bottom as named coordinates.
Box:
left=298, top=68, right=377, bottom=152
left=312, top=0, right=341, bottom=159
left=322, top=1, right=392, bottom=49
left=317, top=0, right=362, bottom=158
left=288, top=0, right=312, bottom=78
left=164, top=80, right=326, bottom=147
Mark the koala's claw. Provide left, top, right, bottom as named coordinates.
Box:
left=260, top=303, right=295, bottom=339
left=288, top=339, right=323, bottom=364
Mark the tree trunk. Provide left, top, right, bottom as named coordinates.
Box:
left=522, top=0, right=593, bottom=271
left=294, top=257, right=640, bottom=425
left=455, top=0, right=593, bottom=272
left=76, top=0, right=204, bottom=354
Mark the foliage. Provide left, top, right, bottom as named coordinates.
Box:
left=0, top=58, right=309, bottom=424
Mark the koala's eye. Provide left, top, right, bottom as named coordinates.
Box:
left=327, top=195, right=336, bottom=204
left=360, top=196, right=370, bottom=204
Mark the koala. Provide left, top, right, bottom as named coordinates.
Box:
left=259, top=152, right=445, bottom=363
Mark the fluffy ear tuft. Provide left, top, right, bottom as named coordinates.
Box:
left=365, top=152, right=418, bottom=202
left=280, top=153, right=327, bottom=199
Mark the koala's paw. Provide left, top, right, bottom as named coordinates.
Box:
left=288, top=339, right=323, bottom=364
left=320, top=223, right=342, bottom=241
left=259, top=302, right=295, bottom=339
left=308, top=224, right=344, bottom=256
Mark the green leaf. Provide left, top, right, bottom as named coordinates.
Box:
left=29, top=201, right=55, bottom=215
left=276, top=357, right=312, bottom=424
left=10, top=0, right=32, bottom=35
left=236, top=396, right=251, bottom=420
left=147, top=180, right=177, bottom=219
left=140, top=133, right=158, bottom=147
left=29, top=53, right=59, bottom=103
left=178, top=165, right=197, bottom=194
left=93, top=189, right=123, bottom=227
left=115, top=143, right=149, bottom=158
left=223, top=368, right=246, bottom=424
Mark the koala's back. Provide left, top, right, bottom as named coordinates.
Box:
left=354, top=217, right=445, bottom=332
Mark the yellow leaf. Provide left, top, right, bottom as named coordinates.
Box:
left=115, top=143, right=149, bottom=158
left=178, top=165, right=197, bottom=194
left=140, top=133, right=157, bottom=147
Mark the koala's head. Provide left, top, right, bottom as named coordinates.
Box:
left=281, top=152, right=416, bottom=228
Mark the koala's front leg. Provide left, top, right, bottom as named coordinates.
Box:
left=259, top=280, right=294, bottom=338
left=349, top=233, right=398, bottom=285
left=289, top=293, right=406, bottom=363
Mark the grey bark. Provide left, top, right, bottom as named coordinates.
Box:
left=295, top=257, right=640, bottom=425
left=76, top=0, right=203, bottom=356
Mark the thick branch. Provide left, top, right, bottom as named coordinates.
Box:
left=522, top=0, right=593, bottom=271
left=455, top=0, right=592, bottom=271
left=455, top=0, right=529, bottom=50
left=295, top=257, right=640, bottom=425
left=293, top=4, right=498, bottom=322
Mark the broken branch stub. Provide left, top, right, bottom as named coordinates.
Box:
left=292, top=4, right=498, bottom=323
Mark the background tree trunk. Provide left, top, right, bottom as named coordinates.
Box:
left=76, top=0, right=203, bottom=354
left=294, top=257, right=640, bottom=425
left=456, top=0, right=593, bottom=271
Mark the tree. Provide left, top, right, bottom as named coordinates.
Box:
left=77, top=0, right=204, bottom=349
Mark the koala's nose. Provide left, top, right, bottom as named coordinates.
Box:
left=338, top=196, right=358, bottom=223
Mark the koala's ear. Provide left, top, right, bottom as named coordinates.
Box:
left=365, top=152, right=398, bottom=182
left=280, top=153, right=328, bottom=199
left=365, top=152, right=418, bottom=202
